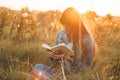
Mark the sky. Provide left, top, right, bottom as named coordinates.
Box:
left=0, top=0, right=120, bottom=16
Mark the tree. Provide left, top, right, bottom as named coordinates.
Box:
left=0, top=7, right=11, bottom=36
left=14, top=7, right=37, bottom=42
left=84, top=11, right=97, bottom=20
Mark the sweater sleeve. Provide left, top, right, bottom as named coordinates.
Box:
left=56, top=30, right=69, bottom=45
left=56, top=30, right=63, bottom=45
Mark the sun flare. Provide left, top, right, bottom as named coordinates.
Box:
left=0, top=0, right=120, bottom=16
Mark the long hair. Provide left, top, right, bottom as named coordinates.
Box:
left=60, top=7, right=81, bottom=61
left=60, top=7, right=95, bottom=66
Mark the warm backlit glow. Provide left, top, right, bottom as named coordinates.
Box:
left=35, top=78, right=39, bottom=80
left=38, top=72, right=42, bottom=76
left=0, top=0, right=120, bottom=16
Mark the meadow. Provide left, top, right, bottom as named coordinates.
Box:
left=0, top=7, right=120, bottom=80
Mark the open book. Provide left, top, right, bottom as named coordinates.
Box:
left=42, top=43, right=74, bottom=58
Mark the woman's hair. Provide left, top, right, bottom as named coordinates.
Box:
left=60, top=7, right=94, bottom=64
left=60, top=7, right=81, bottom=56
left=60, top=7, right=80, bottom=29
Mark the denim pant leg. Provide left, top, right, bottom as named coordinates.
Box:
left=34, top=64, right=53, bottom=77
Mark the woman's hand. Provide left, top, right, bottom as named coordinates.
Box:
left=49, top=50, right=63, bottom=61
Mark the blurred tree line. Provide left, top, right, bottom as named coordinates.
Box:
left=0, top=6, right=120, bottom=42
left=0, top=7, right=61, bottom=42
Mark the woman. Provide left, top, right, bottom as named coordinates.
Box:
left=50, top=7, right=94, bottom=70
left=30, top=7, right=94, bottom=80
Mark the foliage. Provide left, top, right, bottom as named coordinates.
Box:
left=0, top=7, right=120, bottom=80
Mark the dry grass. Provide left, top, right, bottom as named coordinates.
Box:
left=0, top=13, right=120, bottom=80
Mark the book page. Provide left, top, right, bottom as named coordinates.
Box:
left=42, top=43, right=74, bottom=58
left=51, top=43, right=74, bottom=58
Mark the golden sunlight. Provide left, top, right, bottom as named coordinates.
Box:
left=0, top=0, right=120, bottom=16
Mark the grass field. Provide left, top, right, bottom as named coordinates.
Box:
left=0, top=8, right=120, bottom=80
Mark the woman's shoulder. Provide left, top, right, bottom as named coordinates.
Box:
left=58, top=29, right=65, bottom=33
left=57, top=29, right=66, bottom=35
